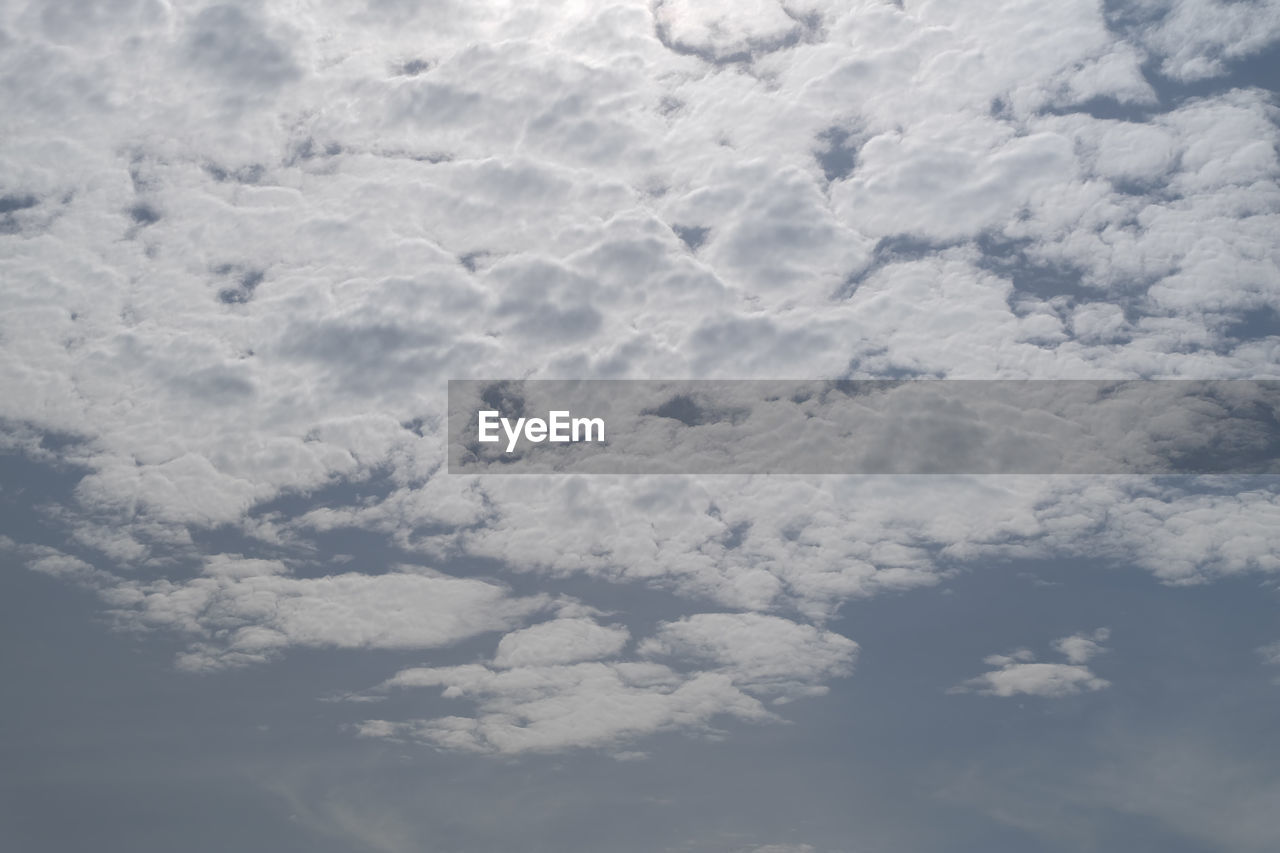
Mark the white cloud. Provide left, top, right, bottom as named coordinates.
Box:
left=1054, top=628, right=1110, bottom=665
left=354, top=612, right=854, bottom=753
left=953, top=630, right=1112, bottom=697
left=2, top=0, right=1278, bottom=754
left=1119, top=0, right=1280, bottom=81
left=654, top=0, right=805, bottom=62
left=95, top=560, right=554, bottom=671
left=492, top=617, right=630, bottom=668
left=638, top=612, right=857, bottom=699
left=363, top=663, right=775, bottom=754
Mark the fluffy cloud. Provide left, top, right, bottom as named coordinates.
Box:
left=952, top=630, right=1112, bottom=697
left=637, top=612, right=857, bottom=700
left=28, top=548, right=556, bottom=671
left=363, top=663, right=774, bottom=754
left=1054, top=628, right=1111, bottom=665
left=355, top=612, right=855, bottom=753
left=3, top=0, right=1278, bottom=754
left=1117, top=0, right=1280, bottom=81
left=492, top=617, right=630, bottom=668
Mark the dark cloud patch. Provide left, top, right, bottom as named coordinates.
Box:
left=128, top=156, right=158, bottom=194
left=491, top=261, right=603, bottom=342
left=0, top=193, right=41, bottom=234
left=480, top=381, right=527, bottom=421
left=1108, top=174, right=1178, bottom=198
left=840, top=349, right=938, bottom=379
left=176, top=366, right=255, bottom=403
left=455, top=382, right=529, bottom=464
left=651, top=21, right=752, bottom=66
left=0, top=194, right=38, bottom=214
left=719, top=519, right=750, bottom=550
left=128, top=203, right=160, bottom=226
left=643, top=394, right=707, bottom=426
left=396, top=58, right=433, bottom=76
left=781, top=5, right=824, bottom=35
left=497, top=300, right=602, bottom=342
left=283, top=322, right=442, bottom=365
left=875, top=234, right=953, bottom=264
left=285, top=137, right=343, bottom=166
left=184, top=4, right=300, bottom=90
left=204, top=162, right=265, bottom=184
left=673, top=224, right=710, bottom=251
left=824, top=379, right=911, bottom=400
left=400, top=415, right=435, bottom=438
left=215, top=266, right=265, bottom=305
left=989, top=96, right=1016, bottom=120
left=277, top=319, right=468, bottom=393
left=638, top=393, right=751, bottom=429
left=815, top=126, right=859, bottom=183
left=33, top=0, right=162, bottom=46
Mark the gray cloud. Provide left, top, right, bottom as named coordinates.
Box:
left=184, top=4, right=300, bottom=91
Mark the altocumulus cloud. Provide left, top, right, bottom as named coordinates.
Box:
left=1, top=0, right=1278, bottom=758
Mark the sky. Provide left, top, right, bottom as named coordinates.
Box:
left=2, top=1, right=1280, bottom=851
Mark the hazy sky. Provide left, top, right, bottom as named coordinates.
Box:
left=2, top=1, right=1279, bottom=851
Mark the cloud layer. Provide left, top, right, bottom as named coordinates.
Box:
left=3, top=0, right=1279, bottom=754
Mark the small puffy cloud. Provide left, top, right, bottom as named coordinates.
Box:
left=957, top=662, right=1110, bottom=698
left=1258, top=642, right=1280, bottom=667
left=1053, top=628, right=1110, bottom=664
left=953, top=630, right=1112, bottom=697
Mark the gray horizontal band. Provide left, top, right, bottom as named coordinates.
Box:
left=448, top=380, right=1280, bottom=475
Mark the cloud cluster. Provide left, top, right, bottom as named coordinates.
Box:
left=357, top=612, right=856, bottom=753
left=1116, top=0, right=1280, bottom=81
left=3, top=0, right=1279, bottom=753
left=952, top=629, right=1112, bottom=698
left=9, top=542, right=554, bottom=671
